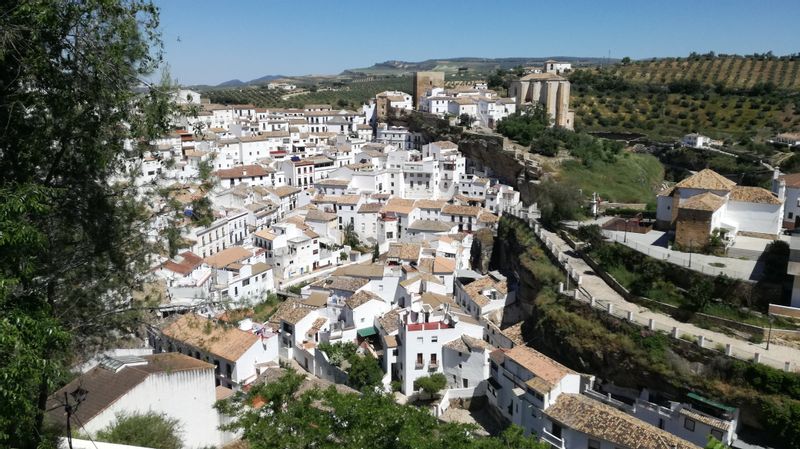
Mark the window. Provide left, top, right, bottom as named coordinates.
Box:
left=431, top=336, right=438, bottom=342
left=417, top=337, right=423, bottom=343
left=711, top=429, right=723, bottom=441
left=588, top=440, right=601, bottom=449
left=684, top=417, right=696, bottom=432
left=790, top=212, right=795, bottom=219
left=242, top=278, right=250, bottom=287
left=416, top=353, right=423, bottom=368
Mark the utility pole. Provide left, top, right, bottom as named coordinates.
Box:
left=57, top=387, right=87, bottom=449
left=767, top=315, right=774, bottom=350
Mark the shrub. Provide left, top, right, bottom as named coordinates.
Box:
left=414, top=373, right=448, bottom=398
left=96, top=412, right=182, bottom=449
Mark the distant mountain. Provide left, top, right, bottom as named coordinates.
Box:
left=211, top=75, right=287, bottom=88
left=216, top=79, right=246, bottom=87
left=342, top=56, right=615, bottom=76
left=248, top=74, right=286, bottom=84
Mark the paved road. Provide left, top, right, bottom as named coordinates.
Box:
left=539, top=227, right=800, bottom=372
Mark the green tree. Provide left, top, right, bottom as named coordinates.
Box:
left=621, top=56, right=632, bottom=65
left=533, top=180, right=584, bottom=227
left=414, top=373, right=448, bottom=398
left=372, top=243, right=380, bottom=262
left=219, top=370, right=549, bottom=449
left=347, top=354, right=384, bottom=391
left=0, top=2, right=173, bottom=447
left=687, top=277, right=714, bottom=312
left=576, top=224, right=604, bottom=249
left=96, top=412, right=183, bottom=449
left=705, top=436, right=727, bottom=449
left=459, top=113, right=473, bottom=128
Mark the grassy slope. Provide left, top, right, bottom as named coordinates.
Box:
left=557, top=152, right=664, bottom=204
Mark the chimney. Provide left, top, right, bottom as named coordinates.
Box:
left=779, top=179, right=786, bottom=202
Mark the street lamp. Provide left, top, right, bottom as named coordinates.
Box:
left=624, top=219, right=630, bottom=243
left=767, top=314, right=774, bottom=351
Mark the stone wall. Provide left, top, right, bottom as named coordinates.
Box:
left=675, top=208, right=712, bottom=247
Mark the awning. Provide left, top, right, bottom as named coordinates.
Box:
left=357, top=326, right=377, bottom=338
left=687, top=392, right=736, bottom=413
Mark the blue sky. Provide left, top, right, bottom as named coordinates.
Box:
left=154, top=0, right=800, bottom=86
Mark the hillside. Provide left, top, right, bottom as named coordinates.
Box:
left=203, top=77, right=413, bottom=109
left=570, top=56, right=800, bottom=141
left=612, top=55, right=800, bottom=90
left=343, top=56, right=611, bottom=77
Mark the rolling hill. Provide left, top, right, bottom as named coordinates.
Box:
left=609, top=55, right=800, bottom=90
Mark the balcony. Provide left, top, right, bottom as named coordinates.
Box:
left=415, top=362, right=424, bottom=370
left=540, top=429, right=564, bottom=449
left=428, top=362, right=438, bottom=370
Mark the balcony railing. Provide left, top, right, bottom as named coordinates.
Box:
left=415, top=362, right=424, bottom=370
left=428, top=362, right=438, bottom=370
left=540, top=429, right=564, bottom=449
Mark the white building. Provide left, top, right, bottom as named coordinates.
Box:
left=395, top=304, right=483, bottom=395
left=47, top=353, right=233, bottom=449
left=682, top=133, right=712, bottom=149
left=487, top=346, right=698, bottom=449
left=656, top=169, right=784, bottom=248
left=155, top=313, right=278, bottom=390
left=544, top=60, right=572, bottom=74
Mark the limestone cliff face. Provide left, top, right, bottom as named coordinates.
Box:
left=470, top=228, right=495, bottom=275
left=392, top=113, right=541, bottom=205
left=456, top=132, right=540, bottom=205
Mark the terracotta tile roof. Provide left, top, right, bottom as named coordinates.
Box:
left=675, top=169, right=736, bottom=191
left=204, top=246, right=252, bottom=269
left=387, top=243, right=421, bottom=261
left=420, top=291, right=455, bottom=309
left=277, top=303, right=314, bottom=325
left=378, top=308, right=401, bottom=334
left=384, top=335, right=398, bottom=348
left=344, top=290, right=383, bottom=309
left=332, top=263, right=385, bottom=278
left=408, top=220, right=454, bottom=232
left=415, top=199, right=447, bottom=210
left=444, top=334, right=492, bottom=352
left=546, top=394, right=699, bottom=449
left=268, top=185, right=301, bottom=198
left=657, top=185, right=676, bottom=197
left=160, top=251, right=203, bottom=276
left=729, top=186, right=781, bottom=205
left=463, top=275, right=508, bottom=307
left=417, top=257, right=434, bottom=274
left=679, top=408, right=730, bottom=431
left=679, top=192, right=726, bottom=212
left=779, top=173, right=800, bottom=188
left=215, top=164, right=273, bottom=179
left=303, top=291, right=329, bottom=307
left=382, top=198, right=416, bottom=215
left=305, top=209, right=337, bottom=222
left=216, top=385, right=235, bottom=401
left=502, top=345, right=576, bottom=388
left=358, top=203, right=384, bottom=213
left=336, top=194, right=361, bottom=206
left=478, top=211, right=499, bottom=223
left=310, top=275, right=369, bottom=293
left=433, top=256, right=456, bottom=274
left=442, top=204, right=482, bottom=217
left=254, top=229, right=277, bottom=241
left=317, top=178, right=350, bottom=187
left=162, top=314, right=259, bottom=361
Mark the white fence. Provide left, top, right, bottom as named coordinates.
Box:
left=602, top=231, right=754, bottom=280
left=504, top=210, right=798, bottom=373
left=432, top=385, right=485, bottom=417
